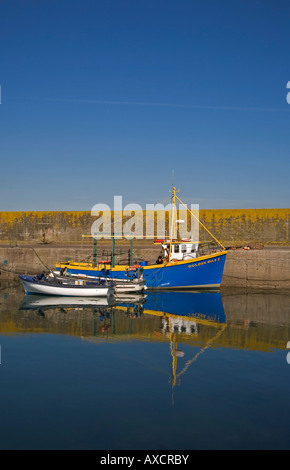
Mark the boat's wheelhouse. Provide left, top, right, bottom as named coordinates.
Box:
left=161, top=241, right=199, bottom=261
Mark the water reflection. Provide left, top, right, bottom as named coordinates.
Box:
left=1, top=284, right=289, bottom=363
left=4, top=288, right=227, bottom=398
left=1, top=283, right=290, bottom=450
left=17, top=290, right=227, bottom=347
left=0, top=285, right=289, bottom=353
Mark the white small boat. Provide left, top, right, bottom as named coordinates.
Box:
left=19, top=274, right=115, bottom=297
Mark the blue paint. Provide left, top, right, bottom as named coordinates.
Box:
left=142, top=291, right=226, bottom=323
left=59, top=252, right=227, bottom=289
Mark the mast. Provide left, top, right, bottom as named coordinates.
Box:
left=168, top=171, right=179, bottom=262
left=169, top=171, right=225, bottom=252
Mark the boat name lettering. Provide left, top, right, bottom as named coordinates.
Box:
left=188, top=258, right=220, bottom=268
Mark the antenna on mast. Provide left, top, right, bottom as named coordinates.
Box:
left=169, top=170, right=179, bottom=199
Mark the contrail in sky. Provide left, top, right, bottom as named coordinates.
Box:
left=33, top=97, right=289, bottom=112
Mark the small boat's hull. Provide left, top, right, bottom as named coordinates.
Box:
left=19, top=275, right=114, bottom=297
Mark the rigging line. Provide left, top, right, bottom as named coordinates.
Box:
left=176, top=324, right=227, bottom=380
left=31, top=248, right=56, bottom=277
left=175, top=193, right=226, bottom=251
left=0, top=264, right=19, bottom=274
left=145, top=265, right=166, bottom=283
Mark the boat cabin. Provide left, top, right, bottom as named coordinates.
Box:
left=161, top=240, right=199, bottom=261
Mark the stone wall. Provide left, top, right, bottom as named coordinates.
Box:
left=199, top=208, right=290, bottom=246
left=0, top=208, right=289, bottom=245
left=0, top=245, right=289, bottom=290
left=0, top=211, right=92, bottom=244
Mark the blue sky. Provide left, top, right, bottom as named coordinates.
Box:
left=1, top=0, right=290, bottom=211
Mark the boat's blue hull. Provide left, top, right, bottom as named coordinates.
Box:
left=142, top=291, right=225, bottom=322
left=56, top=251, right=227, bottom=290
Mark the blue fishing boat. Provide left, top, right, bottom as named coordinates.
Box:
left=55, top=185, right=227, bottom=290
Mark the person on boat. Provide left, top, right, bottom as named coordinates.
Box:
left=156, top=255, right=163, bottom=264
left=36, top=271, right=46, bottom=280
left=125, top=268, right=134, bottom=279
left=162, top=246, right=169, bottom=261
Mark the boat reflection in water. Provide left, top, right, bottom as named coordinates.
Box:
left=10, top=287, right=290, bottom=449
left=20, top=290, right=225, bottom=327
left=20, top=293, right=116, bottom=311
left=116, top=291, right=226, bottom=400
left=20, top=290, right=226, bottom=396
left=140, top=290, right=225, bottom=323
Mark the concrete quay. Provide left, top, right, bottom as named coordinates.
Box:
left=0, top=243, right=289, bottom=291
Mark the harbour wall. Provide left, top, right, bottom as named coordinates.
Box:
left=0, top=208, right=289, bottom=246
left=0, top=208, right=289, bottom=289
left=0, top=244, right=289, bottom=290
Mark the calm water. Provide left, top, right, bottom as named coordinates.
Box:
left=0, top=281, right=290, bottom=450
